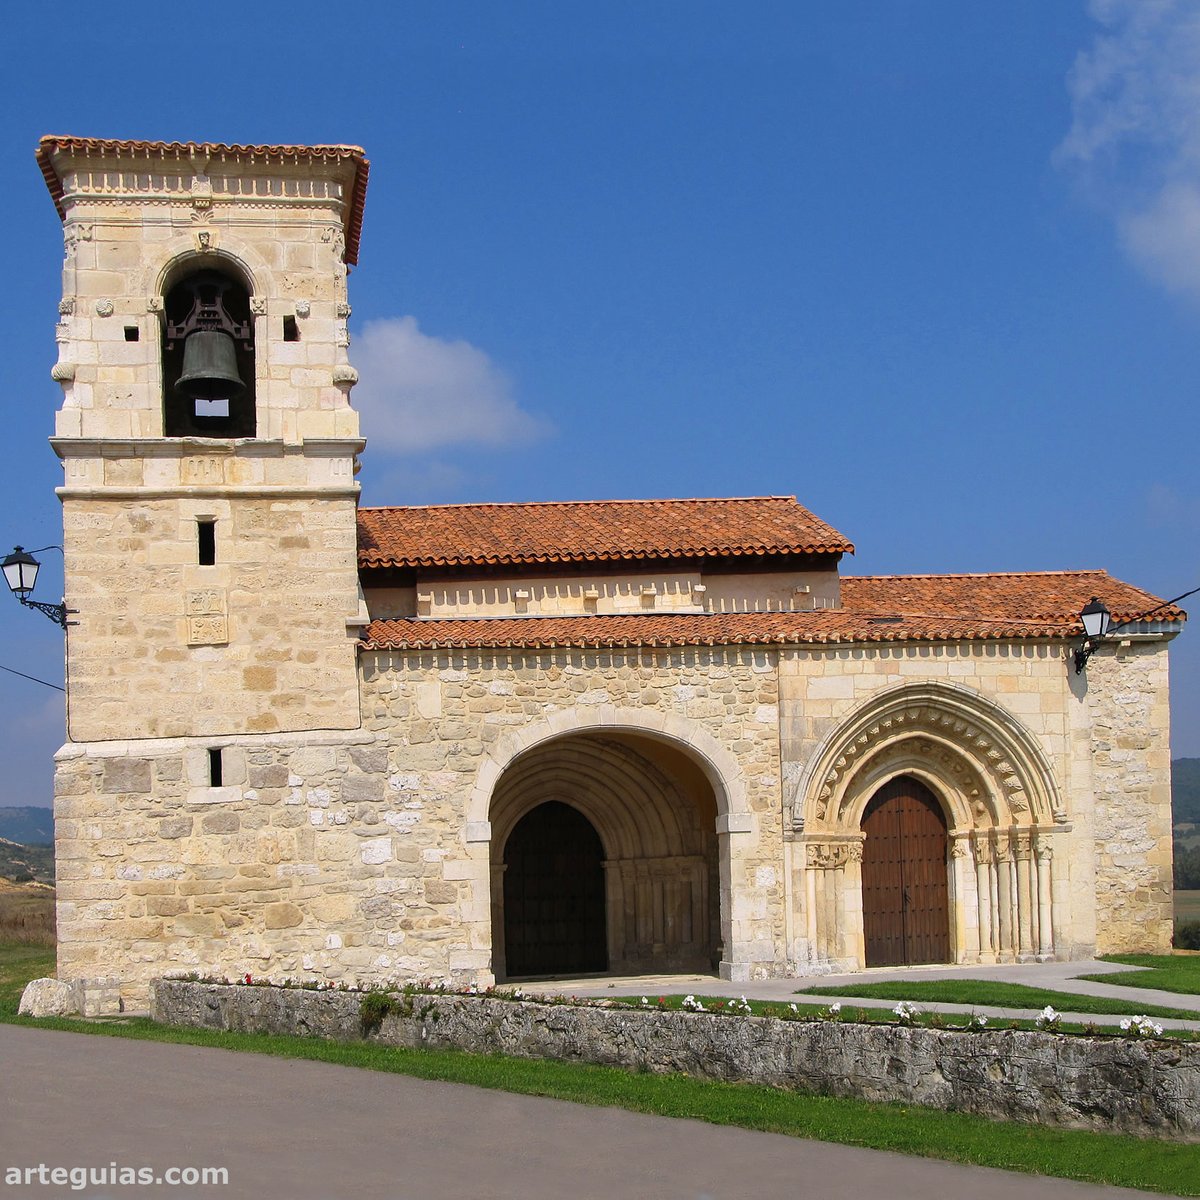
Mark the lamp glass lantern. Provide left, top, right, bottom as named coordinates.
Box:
left=1, top=546, right=40, bottom=598
left=1080, top=597, right=1111, bottom=641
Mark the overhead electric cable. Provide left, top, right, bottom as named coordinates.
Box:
left=0, top=663, right=65, bottom=692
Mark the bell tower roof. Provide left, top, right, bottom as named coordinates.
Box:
left=36, top=135, right=370, bottom=264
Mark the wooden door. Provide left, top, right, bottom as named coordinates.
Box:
left=860, top=777, right=950, bottom=967
left=503, top=801, right=608, bottom=978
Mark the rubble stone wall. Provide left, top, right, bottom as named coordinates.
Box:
left=152, top=980, right=1200, bottom=1140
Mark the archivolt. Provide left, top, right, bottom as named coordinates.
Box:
left=153, top=236, right=273, bottom=301
left=489, top=735, right=707, bottom=862
left=797, top=681, right=1064, bottom=834
left=466, top=706, right=744, bottom=833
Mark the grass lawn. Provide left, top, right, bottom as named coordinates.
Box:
left=794, top=978, right=1200, bottom=1021
left=0, top=943, right=53, bottom=1007
left=1079, top=954, right=1200, bottom=996
left=2, top=947, right=1197, bottom=1196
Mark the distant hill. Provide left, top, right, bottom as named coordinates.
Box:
left=1174, top=759, right=1200, bottom=826
left=0, top=806, right=53, bottom=845
left=0, top=837, right=54, bottom=885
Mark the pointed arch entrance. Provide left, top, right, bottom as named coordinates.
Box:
left=860, top=777, right=950, bottom=967
left=503, top=802, right=607, bottom=977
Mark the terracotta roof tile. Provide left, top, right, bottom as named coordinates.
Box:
left=36, top=136, right=370, bottom=265
left=357, top=496, right=853, bottom=569
left=360, top=570, right=1184, bottom=651
left=840, top=570, right=1185, bottom=625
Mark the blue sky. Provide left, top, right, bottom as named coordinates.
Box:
left=2, top=1, right=1199, bottom=809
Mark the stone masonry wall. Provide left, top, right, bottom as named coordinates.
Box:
left=1085, top=641, right=1174, bottom=954
left=62, top=493, right=362, bottom=742
left=361, top=646, right=785, bottom=975
left=54, top=645, right=783, bottom=1008
left=54, top=636, right=1175, bottom=1007
left=152, top=981, right=1200, bottom=1140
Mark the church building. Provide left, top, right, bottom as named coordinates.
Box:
left=32, top=137, right=1182, bottom=1013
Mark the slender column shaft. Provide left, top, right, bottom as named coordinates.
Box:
left=1036, top=843, right=1055, bottom=959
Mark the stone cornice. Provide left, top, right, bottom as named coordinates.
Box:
left=55, top=484, right=361, bottom=502
left=51, top=437, right=366, bottom=460
left=38, top=136, right=369, bottom=264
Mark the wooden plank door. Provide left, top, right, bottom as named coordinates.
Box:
left=503, top=801, right=608, bottom=978
left=860, top=777, right=950, bottom=967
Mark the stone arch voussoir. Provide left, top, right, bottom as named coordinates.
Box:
left=467, top=706, right=746, bottom=841
left=152, top=236, right=274, bottom=302
left=796, top=680, right=1063, bottom=837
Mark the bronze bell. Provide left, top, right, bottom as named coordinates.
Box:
left=176, top=330, right=245, bottom=400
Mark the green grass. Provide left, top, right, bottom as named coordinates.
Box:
left=794, top=979, right=1200, bottom=1021
left=2, top=949, right=1197, bottom=1196
left=1079, top=954, right=1200, bottom=996
left=0, top=942, right=54, bottom=1007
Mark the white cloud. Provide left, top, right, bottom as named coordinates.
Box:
left=350, top=316, right=549, bottom=454
left=1058, top=0, right=1200, bottom=299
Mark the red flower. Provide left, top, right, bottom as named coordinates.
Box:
left=244, top=974, right=252, bottom=985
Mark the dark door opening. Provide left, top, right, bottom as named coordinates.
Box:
left=503, top=801, right=607, bottom=978
left=860, top=776, right=950, bottom=967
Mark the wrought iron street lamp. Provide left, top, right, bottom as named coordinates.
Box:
left=1074, top=586, right=1199, bottom=674
left=1, top=545, right=70, bottom=629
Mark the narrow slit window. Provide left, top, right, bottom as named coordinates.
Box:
left=198, top=519, right=216, bottom=566
left=283, top=315, right=300, bottom=342
left=208, top=748, right=223, bottom=788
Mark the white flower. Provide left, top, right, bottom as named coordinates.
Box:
left=681, top=994, right=706, bottom=1012
left=640, top=996, right=649, bottom=1006
left=1120, top=1014, right=1163, bottom=1039
left=829, top=1002, right=842, bottom=1015
left=1036, top=1005, right=1061, bottom=1030
left=892, top=1000, right=920, bottom=1024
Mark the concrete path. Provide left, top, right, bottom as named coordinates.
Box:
left=536, top=958, right=1200, bottom=1031
left=0, top=1024, right=1175, bottom=1200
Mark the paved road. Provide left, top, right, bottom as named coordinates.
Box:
left=0, top=1024, right=1175, bottom=1200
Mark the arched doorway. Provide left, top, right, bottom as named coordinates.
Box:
left=503, top=801, right=608, bottom=977
left=489, top=731, right=720, bottom=979
left=860, top=776, right=950, bottom=967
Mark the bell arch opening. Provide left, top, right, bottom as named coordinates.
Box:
left=860, top=775, right=951, bottom=967
left=161, top=265, right=256, bottom=438
left=489, top=730, right=721, bottom=980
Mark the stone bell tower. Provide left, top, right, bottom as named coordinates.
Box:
left=39, top=137, right=369, bottom=744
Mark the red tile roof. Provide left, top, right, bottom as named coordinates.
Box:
left=840, top=570, right=1185, bottom=626
left=360, top=569, right=1184, bottom=650
left=357, top=497, right=853, bottom=569
left=36, top=136, right=369, bottom=265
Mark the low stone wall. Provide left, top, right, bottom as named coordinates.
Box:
left=151, top=980, right=1200, bottom=1140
